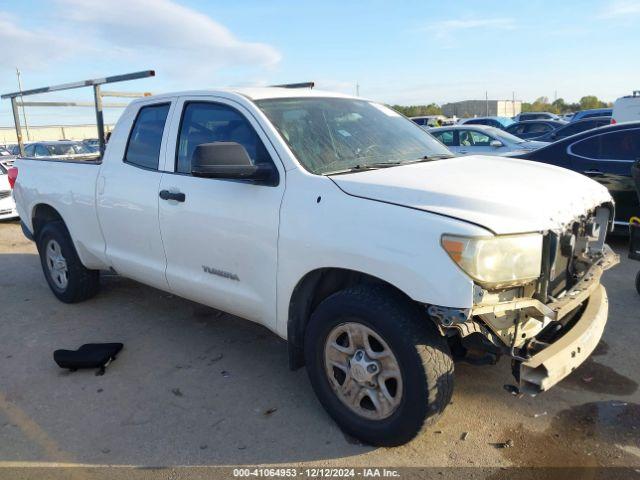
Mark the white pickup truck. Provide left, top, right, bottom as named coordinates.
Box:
left=10, top=87, right=618, bottom=446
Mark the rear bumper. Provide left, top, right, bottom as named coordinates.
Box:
left=519, top=284, right=608, bottom=394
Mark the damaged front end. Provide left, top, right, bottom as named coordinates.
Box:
left=430, top=204, right=619, bottom=395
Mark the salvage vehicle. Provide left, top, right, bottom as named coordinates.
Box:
left=9, top=87, right=619, bottom=446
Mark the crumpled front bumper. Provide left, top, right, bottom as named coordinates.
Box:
left=519, top=283, right=608, bottom=394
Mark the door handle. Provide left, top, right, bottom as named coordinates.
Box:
left=584, top=170, right=604, bottom=176
left=159, top=190, right=186, bottom=202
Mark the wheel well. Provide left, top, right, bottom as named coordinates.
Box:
left=287, top=268, right=412, bottom=370
left=32, top=204, right=64, bottom=239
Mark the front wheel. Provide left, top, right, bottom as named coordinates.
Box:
left=36, top=221, right=100, bottom=303
left=304, top=285, right=454, bottom=446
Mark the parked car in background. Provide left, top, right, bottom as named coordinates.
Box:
left=561, top=113, right=575, bottom=121
left=458, top=116, right=514, bottom=130
left=505, top=120, right=567, bottom=140
left=512, top=122, right=640, bottom=228
left=534, top=117, right=611, bottom=142
left=410, top=115, right=446, bottom=128
left=430, top=125, right=548, bottom=156
left=571, top=108, right=612, bottom=122
left=82, top=138, right=101, bottom=151
left=0, top=161, right=18, bottom=220
left=0, top=147, right=13, bottom=157
left=7, top=144, right=23, bottom=156
left=612, top=91, right=640, bottom=125
left=22, top=141, right=96, bottom=158
left=515, top=112, right=561, bottom=122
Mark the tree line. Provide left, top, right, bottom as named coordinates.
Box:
left=392, top=95, right=612, bottom=117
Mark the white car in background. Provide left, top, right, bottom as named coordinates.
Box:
left=612, top=91, right=640, bottom=124
left=0, top=160, right=18, bottom=220
left=429, top=124, right=549, bottom=156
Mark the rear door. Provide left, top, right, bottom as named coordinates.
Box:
left=158, top=96, right=285, bottom=329
left=97, top=100, right=174, bottom=290
left=568, top=128, right=640, bottom=224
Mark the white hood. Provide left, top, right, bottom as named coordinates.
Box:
left=331, top=156, right=612, bottom=235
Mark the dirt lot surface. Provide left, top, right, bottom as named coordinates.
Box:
left=0, top=219, right=639, bottom=479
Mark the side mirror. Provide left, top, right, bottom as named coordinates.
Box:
left=191, top=142, right=277, bottom=186
left=490, top=140, right=503, bottom=148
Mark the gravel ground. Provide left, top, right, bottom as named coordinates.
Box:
left=0, top=219, right=638, bottom=479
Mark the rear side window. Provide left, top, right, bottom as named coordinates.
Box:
left=176, top=102, right=271, bottom=174
left=571, top=130, right=640, bottom=160
left=526, top=123, right=551, bottom=134
left=433, top=130, right=455, bottom=146
left=125, top=103, right=170, bottom=170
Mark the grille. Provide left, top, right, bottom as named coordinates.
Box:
left=0, top=190, right=11, bottom=200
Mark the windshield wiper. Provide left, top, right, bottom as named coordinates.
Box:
left=324, top=162, right=402, bottom=175
left=400, top=154, right=453, bottom=165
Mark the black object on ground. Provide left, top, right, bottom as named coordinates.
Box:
left=54, top=343, right=123, bottom=375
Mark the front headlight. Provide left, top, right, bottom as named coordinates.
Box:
left=442, top=233, right=543, bottom=287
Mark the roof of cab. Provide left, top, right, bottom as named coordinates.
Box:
left=136, top=87, right=358, bottom=103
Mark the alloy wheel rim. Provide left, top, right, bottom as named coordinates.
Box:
left=45, top=239, right=68, bottom=290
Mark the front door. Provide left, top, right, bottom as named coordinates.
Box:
left=158, top=97, right=285, bottom=329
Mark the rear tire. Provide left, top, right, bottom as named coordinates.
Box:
left=304, top=285, right=454, bottom=446
left=36, top=221, right=100, bottom=303
left=636, top=270, right=640, bottom=296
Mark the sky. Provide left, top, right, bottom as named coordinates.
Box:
left=1, top=0, right=639, bottom=126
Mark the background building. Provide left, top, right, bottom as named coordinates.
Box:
left=442, top=99, right=522, bottom=118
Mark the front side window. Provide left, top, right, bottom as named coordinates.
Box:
left=125, top=103, right=171, bottom=170
left=256, top=98, right=452, bottom=175
left=176, top=102, right=271, bottom=174
left=24, top=144, right=35, bottom=156
left=459, top=129, right=491, bottom=146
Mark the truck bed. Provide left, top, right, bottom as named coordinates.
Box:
left=13, top=155, right=108, bottom=270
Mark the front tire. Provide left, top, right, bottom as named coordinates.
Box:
left=304, top=285, right=454, bottom=446
left=36, top=221, right=100, bottom=303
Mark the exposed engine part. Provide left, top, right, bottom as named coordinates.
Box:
left=473, top=284, right=486, bottom=304
left=427, top=305, right=470, bottom=327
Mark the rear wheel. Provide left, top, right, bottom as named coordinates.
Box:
left=304, top=285, right=454, bottom=446
left=636, top=270, right=640, bottom=296
left=36, top=221, right=100, bottom=303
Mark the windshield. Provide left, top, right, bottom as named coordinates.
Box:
left=256, top=97, right=452, bottom=175
left=45, top=143, right=91, bottom=155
